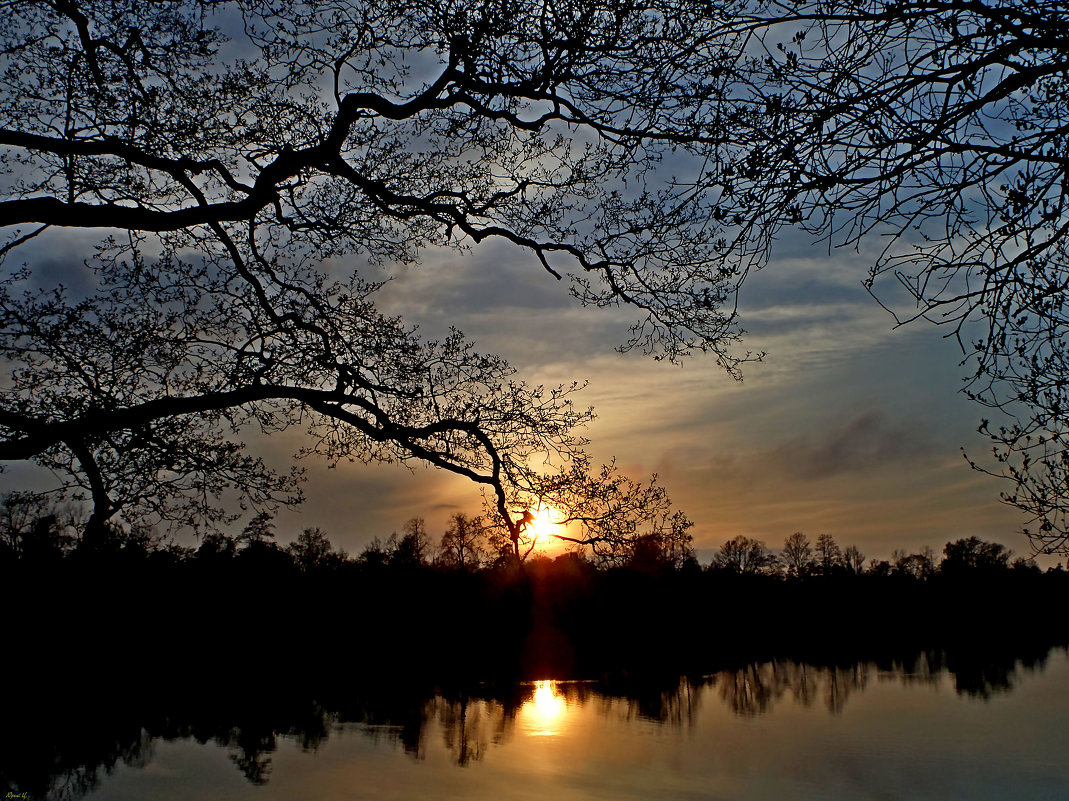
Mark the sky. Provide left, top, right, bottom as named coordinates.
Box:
left=0, top=159, right=1036, bottom=567
left=1, top=5, right=1046, bottom=567
left=264, top=229, right=1034, bottom=565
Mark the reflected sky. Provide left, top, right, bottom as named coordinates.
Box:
left=69, top=650, right=1069, bottom=801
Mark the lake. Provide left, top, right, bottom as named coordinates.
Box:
left=20, top=647, right=1065, bottom=800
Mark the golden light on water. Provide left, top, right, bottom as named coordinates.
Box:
left=526, top=680, right=566, bottom=736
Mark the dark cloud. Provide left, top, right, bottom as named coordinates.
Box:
left=767, top=410, right=935, bottom=480
left=8, top=229, right=109, bottom=297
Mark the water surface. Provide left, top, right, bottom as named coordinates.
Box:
left=50, top=649, right=1069, bottom=801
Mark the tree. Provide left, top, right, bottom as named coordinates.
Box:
left=237, top=511, right=277, bottom=547
left=438, top=512, right=486, bottom=571
left=356, top=536, right=392, bottom=570
left=511, top=457, right=694, bottom=566
left=664, top=0, right=1069, bottom=550
left=74, top=517, right=157, bottom=559
left=842, top=545, right=866, bottom=576
left=814, top=534, right=842, bottom=575
left=0, top=492, right=73, bottom=561
left=0, top=0, right=728, bottom=555
left=288, top=527, right=339, bottom=572
left=866, top=559, right=893, bottom=579
left=942, top=537, right=1012, bottom=574
left=781, top=531, right=813, bottom=578
left=891, top=547, right=937, bottom=581
left=714, top=535, right=778, bottom=575
left=196, top=531, right=237, bottom=562
left=626, top=529, right=696, bottom=572
left=5, top=0, right=1068, bottom=553
left=391, top=517, right=432, bottom=568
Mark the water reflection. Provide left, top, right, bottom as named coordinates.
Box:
left=526, top=680, right=567, bottom=736
left=430, top=693, right=511, bottom=766
left=415, top=681, right=571, bottom=765
left=713, top=662, right=871, bottom=716
left=3, top=647, right=1066, bottom=800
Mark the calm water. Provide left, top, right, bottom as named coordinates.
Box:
left=28, top=650, right=1069, bottom=800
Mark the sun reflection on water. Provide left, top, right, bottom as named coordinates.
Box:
left=525, top=680, right=567, bottom=736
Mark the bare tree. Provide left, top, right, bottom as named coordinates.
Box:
left=814, top=533, right=842, bottom=575
left=438, top=512, right=486, bottom=571
left=4, top=0, right=730, bottom=551
left=671, top=1, right=1069, bottom=549
left=392, top=517, right=432, bottom=568
left=514, top=457, right=694, bottom=566
left=843, top=545, right=866, bottom=576
left=5, top=0, right=1067, bottom=553
left=781, top=531, right=813, bottom=578
left=714, top=535, right=778, bottom=575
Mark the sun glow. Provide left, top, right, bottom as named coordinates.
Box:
left=532, top=680, right=565, bottom=719
left=528, top=506, right=562, bottom=543
left=525, top=680, right=566, bottom=736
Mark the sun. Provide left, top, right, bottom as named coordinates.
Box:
left=528, top=506, right=561, bottom=543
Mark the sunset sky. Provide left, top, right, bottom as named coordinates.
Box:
left=2, top=4, right=1047, bottom=567
left=5, top=171, right=1033, bottom=566
left=260, top=228, right=1031, bottom=565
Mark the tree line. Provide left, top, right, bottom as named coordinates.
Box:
left=1, top=491, right=1058, bottom=582
left=5, top=489, right=1067, bottom=725
left=711, top=531, right=1047, bottom=581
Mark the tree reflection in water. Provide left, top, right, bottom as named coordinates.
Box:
left=430, top=692, right=511, bottom=766
left=2, top=647, right=1064, bottom=799
left=711, top=662, right=871, bottom=717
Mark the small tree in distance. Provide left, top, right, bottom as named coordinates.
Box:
left=782, top=532, right=813, bottom=578
left=714, top=536, right=778, bottom=575
left=237, top=512, right=277, bottom=548
left=843, top=546, right=866, bottom=576
left=892, top=548, right=937, bottom=581
left=288, top=527, right=340, bottom=572
left=942, top=537, right=1012, bottom=574
left=814, top=534, right=843, bottom=576
left=438, top=513, right=486, bottom=571
left=389, top=518, right=432, bottom=569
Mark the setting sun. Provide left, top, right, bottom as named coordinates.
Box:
left=528, top=506, right=562, bottom=543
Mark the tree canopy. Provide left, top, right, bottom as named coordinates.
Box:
left=698, top=0, right=1069, bottom=553
left=1, top=0, right=1068, bottom=554
left=0, top=0, right=718, bottom=558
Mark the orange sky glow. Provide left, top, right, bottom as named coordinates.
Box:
left=267, top=238, right=1035, bottom=565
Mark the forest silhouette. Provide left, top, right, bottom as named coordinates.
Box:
left=4, top=498, right=1068, bottom=799
left=4, top=498, right=1067, bottom=681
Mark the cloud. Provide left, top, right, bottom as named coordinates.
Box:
left=4, top=188, right=1031, bottom=565
left=766, top=410, right=935, bottom=481
left=370, top=239, right=641, bottom=368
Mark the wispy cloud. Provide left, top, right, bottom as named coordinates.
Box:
left=765, top=411, right=935, bottom=481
